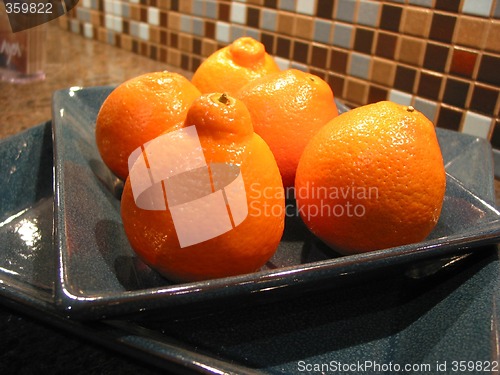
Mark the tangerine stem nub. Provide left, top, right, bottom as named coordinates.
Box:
left=218, top=93, right=230, bottom=105
left=406, top=105, right=415, bottom=112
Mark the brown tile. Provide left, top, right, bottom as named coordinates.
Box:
left=167, top=48, right=180, bottom=67
left=442, top=77, right=470, bottom=108
left=394, top=65, right=417, bottom=93
left=170, top=0, right=178, bottom=11
left=423, top=43, right=449, bottom=72
left=157, top=0, right=169, bottom=9
left=429, top=13, right=456, bottom=43
left=159, top=11, right=168, bottom=27
left=160, top=30, right=167, bottom=45
left=368, top=85, right=388, bottom=103
left=277, top=13, right=295, bottom=36
left=327, top=74, right=345, bottom=99
left=380, top=4, right=402, bottom=32
left=140, top=7, right=148, bottom=22
left=149, top=26, right=160, bottom=43
left=309, top=68, right=327, bottom=81
left=218, top=3, right=230, bottom=22
left=311, top=45, right=329, bottom=69
left=329, top=48, right=348, bottom=74
left=261, top=32, right=275, bottom=54
left=436, top=105, right=462, bottom=131
left=181, top=53, right=189, bottom=70
left=485, top=21, right=500, bottom=53
left=398, top=36, right=425, bottom=66
left=247, top=6, right=260, bottom=28
left=401, top=7, right=432, bottom=37
left=345, top=78, right=368, bottom=105
left=354, top=28, right=375, bottom=54
left=170, top=32, right=178, bottom=48
left=178, top=0, right=191, bottom=13
left=121, top=34, right=132, bottom=51
left=205, top=21, right=215, bottom=39
left=294, top=15, right=314, bottom=40
left=293, top=40, right=309, bottom=64
left=417, top=71, right=443, bottom=100
left=179, top=34, right=191, bottom=52
left=371, top=58, right=396, bottom=87
left=375, top=32, right=397, bottom=59
left=316, top=0, right=334, bottom=19
left=435, top=0, right=460, bottom=12
left=159, top=47, right=167, bottom=63
left=491, top=120, right=500, bottom=149
left=202, top=39, right=218, bottom=57
left=477, top=54, right=500, bottom=86
left=276, top=36, right=291, bottom=59
left=130, top=5, right=141, bottom=21
left=168, top=12, right=180, bottom=31
left=192, top=37, right=201, bottom=55
left=264, top=0, right=277, bottom=9
left=149, top=45, right=157, bottom=60
left=449, top=47, right=478, bottom=78
left=455, top=16, right=488, bottom=49
left=470, top=84, right=499, bottom=116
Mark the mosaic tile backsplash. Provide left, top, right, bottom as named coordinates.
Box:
left=61, top=0, right=500, bottom=146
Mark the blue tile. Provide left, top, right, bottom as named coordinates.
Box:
left=261, top=9, right=277, bottom=31
left=279, top=0, right=296, bottom=12
left=333, top=23, right=353, bottom=49
left=462, top=0, right=494, bottom=17
left=205, top=0, right=217, bottom=19
left=336, top=0, right=357, bottom=23
left=313, top=19, right=332, bottom=43
left=193, top=17, right=204, bottom=36
left=357, top=0, right=380, bottom=27
left=409, top=0, right=433, bottom=7
left=349, top=52, right=371, bottom=79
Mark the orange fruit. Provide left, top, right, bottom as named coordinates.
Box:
left=121, top=93, right=285, bottom=282
left=236, top=69, right=339, bottom=188
left=191, top=37, right=280, bottom=96
left=95, top=71, right=201, bottom=180
left=295, top=101, right=446, bottom=254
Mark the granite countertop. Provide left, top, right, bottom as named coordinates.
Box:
left=0, top=22, right=189, bottom=139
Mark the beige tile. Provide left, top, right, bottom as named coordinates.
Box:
left=397, top=36, right=425, bottom=66
left=371, top=57, right=396, bottom=87
left=179, top=34, right=192, bottom=52
left=294, top=15, right=314, bottom=40
left=277, top=13, right=295, bottom=36
left=401, top=7, right=432, bottom=38
left=167, top=48, right=180, bottom=67
left=168, top=12, right=180, bottom=31
left=485, top=20, right=500, bottom=53
left=202, top=39, right=218, bottom=57
left=121, top=34, right=133, bottom=52
left=455, top=16, right=488, bottom=49
left=178, top=0, right=191, bottom=13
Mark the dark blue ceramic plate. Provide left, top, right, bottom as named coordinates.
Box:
left=2, top=122, right=500, bottom=374
left=51, top=86, right=500, bottom=320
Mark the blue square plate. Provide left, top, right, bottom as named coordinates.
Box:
left=2, top=121, right=500, bottom=374
left=52, top=86, right=500, bottom=320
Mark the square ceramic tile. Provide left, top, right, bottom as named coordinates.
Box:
left=462, top=111, right=493, bottom=139
left=216, top=21, right=231, bottom=43
left=279, top=0, right=295, bottom=12
left=180, top=14, right=192, bottom=33
left=148, top=7, right=160, bottom=26
left=414, top=96, right=438, bottom=122
left=261, top=9, right=277, bottom=31
left=332, top=23, right=353, bottom=49
left=349, top=52, right=371, bottom=79
left=462, top=0, right=494, bottom=17
left=83, top=22, right=93, bottom=39
left=357, top=0, right=380, bottom=27
left=230, top=2, right=247, bottom=24
left=296, top=0, right=315, bottom=15
left=313, top=19, right=332, bottom=43
left=389, top=89, right=413, bottom=105
left=336, top=0, right=357, bottom=23
left=205, top=0, right=217, bottom=19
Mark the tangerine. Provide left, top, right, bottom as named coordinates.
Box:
left=121, top=93, right=285, bottom=282
left=236, top=69, right=339, bottom=188
left=295, top=101, right=446, bottom=254
left=191, top=37, right=280, bottom=96
left=95, top=71, right=201, bottom=180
